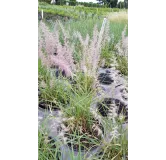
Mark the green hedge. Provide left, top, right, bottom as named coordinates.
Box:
left=38, top=0, right=50, bottom=3
left=38, top=2, right=127, bottom=21
left=38, top=8, right=79, bottom=19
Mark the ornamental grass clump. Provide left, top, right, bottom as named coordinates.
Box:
left=115, top=25, right=128, bottom=75
left=99, top=21, right=116, bottom=68
left=38, top=129, right=62, bottom=160
left=73, top=21, right=110, bottom=89
left=38, top=21, right=75, bottom=77
left=115, top=25, right=128, bottom=57
left=63, top=85, right=103, bottom=150
left=99, top=118, right=128, bottom=160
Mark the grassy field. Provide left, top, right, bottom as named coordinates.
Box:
left=38, top=2, right=128, bottom=160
